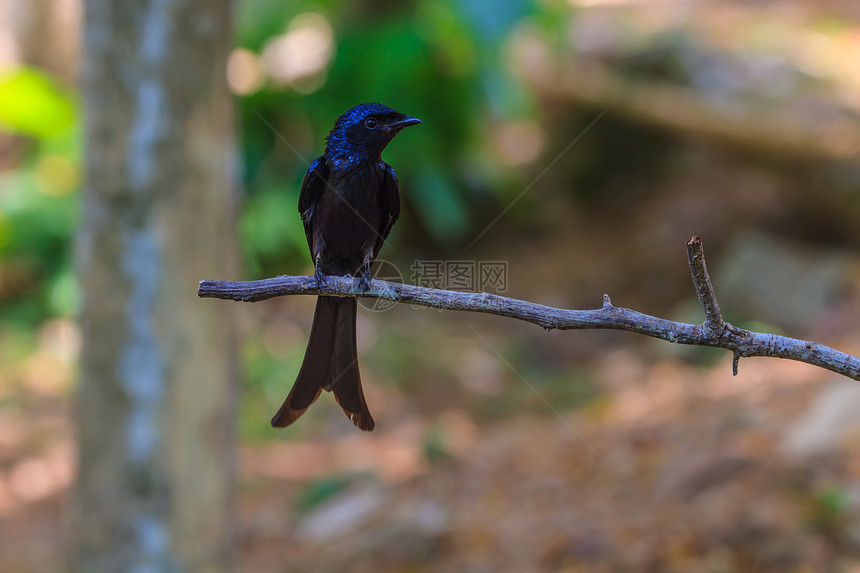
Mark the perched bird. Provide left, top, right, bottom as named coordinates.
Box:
left=271, top=103, right=421, bottom=431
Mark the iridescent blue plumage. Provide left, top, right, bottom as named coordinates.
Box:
left=325, top=102, right=419, bottom=165
left=271, top=103, right=420, bottom=432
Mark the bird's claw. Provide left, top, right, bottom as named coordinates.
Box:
left=355, top=269, right=372, bottom=293
left=314, top=266, right=329, bottom=290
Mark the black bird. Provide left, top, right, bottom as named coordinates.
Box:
left=271, top=103, right=421, bottom=431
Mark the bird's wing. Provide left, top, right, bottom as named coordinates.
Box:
left=298, top=156, right=329, bottom=258
left=374, top=163, right=401, bottom=258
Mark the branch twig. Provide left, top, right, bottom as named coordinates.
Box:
left=686, top=236, right=725, bottom=336
left=198, top=236, right=860, bottom=381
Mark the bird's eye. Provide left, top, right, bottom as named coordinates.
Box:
left=364, top=117, right=378, bottom=130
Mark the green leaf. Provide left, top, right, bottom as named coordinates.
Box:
left=0, top=68, right=76, bottom=138
left=410, top=168, right=470, bottom=244
left=294, top=474, right=364, bottom=513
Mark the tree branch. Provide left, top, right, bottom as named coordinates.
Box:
left=686, top=236, right=725, bottom=336
left=198, top=236, right=860, bottom=381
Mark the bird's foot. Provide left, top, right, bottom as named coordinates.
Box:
left=314, top=265, right=329, bottom=290
left=354, top=268, right=373, bottom=293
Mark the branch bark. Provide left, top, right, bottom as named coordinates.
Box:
left=199, top=236, right=860, bottom=381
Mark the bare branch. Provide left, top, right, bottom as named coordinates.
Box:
left=686, top=235, right=725, bottom=336
left=198, top=238, right=860, bottom=381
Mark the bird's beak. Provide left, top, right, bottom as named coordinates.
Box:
left=386, top=116, right=422, bottom=131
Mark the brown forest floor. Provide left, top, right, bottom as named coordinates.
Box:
left=4, top=340, right=860, bottom=572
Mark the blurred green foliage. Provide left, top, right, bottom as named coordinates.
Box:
left=0, top=0, right=552, bottom=336
left=236, top=0, right=541, bottom=277
left=0, top=66, right=78, bottom=336
left=292, top=471, right=380, bottom=513
left=0, top=68, right=75, bottom=138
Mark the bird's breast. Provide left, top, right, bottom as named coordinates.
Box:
left=313, top=165, right=384, bottom=261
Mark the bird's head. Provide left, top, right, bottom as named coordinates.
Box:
left=325, top=103, right=421, bottom=163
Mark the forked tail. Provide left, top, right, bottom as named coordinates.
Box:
left=271, top=296, right=374, bottom=431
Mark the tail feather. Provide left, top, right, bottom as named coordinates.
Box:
left=329, top=298, right=374, bottom=431
left=270, top=297, right=335, bottom=427
left=271, top=297, right=374, bottom=431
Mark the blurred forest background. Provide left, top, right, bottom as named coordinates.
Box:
left=1, top=0, right=860, bottom=571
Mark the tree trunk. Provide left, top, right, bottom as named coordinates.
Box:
left=71, top=1, right=237, bottom=571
